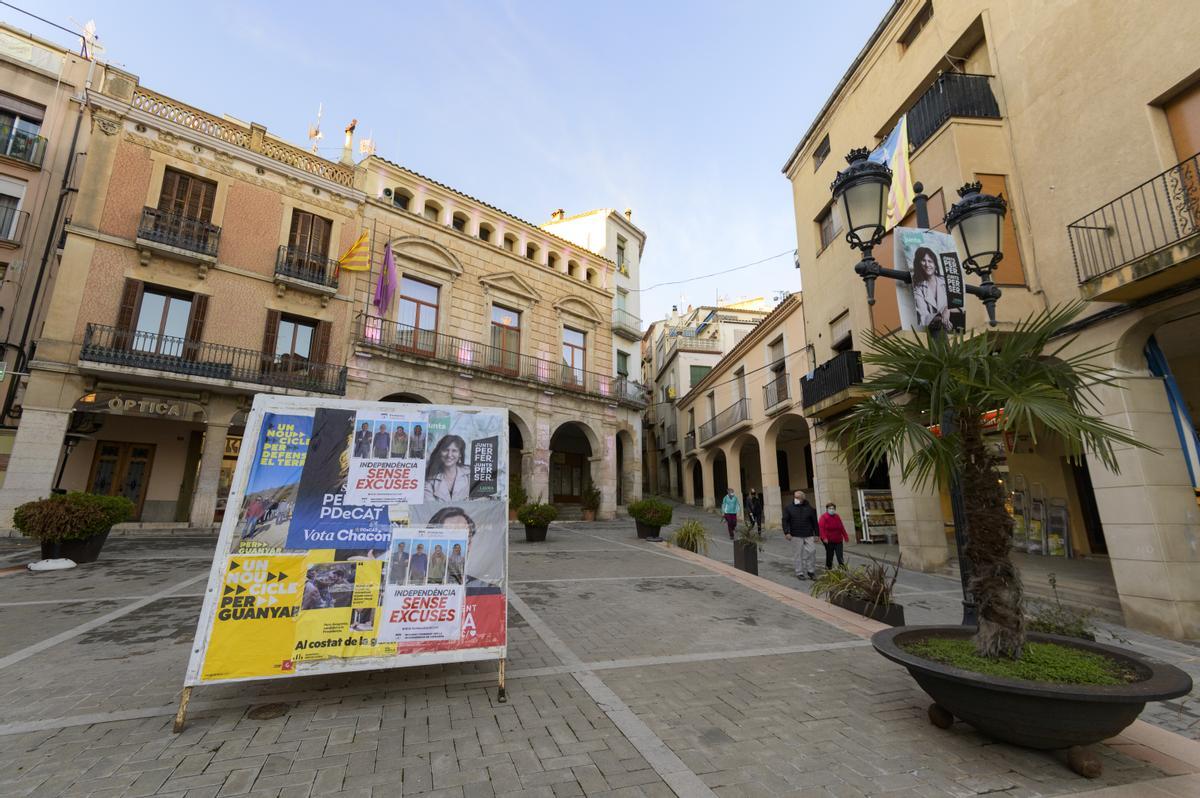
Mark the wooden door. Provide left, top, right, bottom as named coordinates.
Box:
left=1165, top=82, right=1200, bottom=232
left=88, top=442, right=156, bottom=520
left=550, top=451, right=586, bottom=503
left=158, top=168, right=216, bottom=222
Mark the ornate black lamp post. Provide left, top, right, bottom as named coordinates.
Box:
left=830, top=147, right=1009, bottom=625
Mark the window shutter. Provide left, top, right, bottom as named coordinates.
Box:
left=115, top=279, right=142, bottom=349
left=288, top=211, right=308, bottom=252
left=157, top=170, right=180, bottom=214
left=262, top=310, right=280, bottom=357
left=312, top=320, right=331, bottom=365
left=312, top=216, right=332, bottom=258
left=183, top=294, right=208, bottom=361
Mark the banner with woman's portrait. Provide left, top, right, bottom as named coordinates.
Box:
left=183, top=396, right=508, bottom=686
left=894, top=227, right=966, bottom=332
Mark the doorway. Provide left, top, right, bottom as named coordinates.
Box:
left=88, top=441, right=156, bottom=520
left=551, top=451, right=587, bottom=502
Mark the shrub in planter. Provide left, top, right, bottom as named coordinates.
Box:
left=1027, top=573, right=1097, bottom=641
left=734, top=522, right=765, bottom=575
left=669, top=520, right=709, bottom=554
left=810, top=555, right=904, bottom=626
left=580, top=485, right=601, bottom=521
left=628, top=498, right=673, bottom=539
left=14, top=492, right=134, bottom=564
left=508, top=482, right=528, bottom=522
left=517, top=502, right=557, bottom=542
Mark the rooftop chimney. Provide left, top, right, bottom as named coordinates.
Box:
left=624, top=208, right=633, bottom=220
left=341, top=118, right=357, bottom=166
left=551, top=209, right=565, bottom=221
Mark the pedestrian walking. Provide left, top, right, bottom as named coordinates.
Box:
left=819, top=501, right=849, bottom=569
left=747, top=488, right=764, bottom=532
left=782, top=489, right=819, bottom=579
left=721, top=488, right=740, bottom=539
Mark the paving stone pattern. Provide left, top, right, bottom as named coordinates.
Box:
left=0, top=524, right=1185, bottom=797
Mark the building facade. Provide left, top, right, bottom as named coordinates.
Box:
left=784, top=0, right=1200, bottom=638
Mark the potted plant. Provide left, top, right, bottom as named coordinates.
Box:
left=810, top=556, right=904, bottom=626
left=580, top=484, right=601, bottom=522
left=835, top=304, right=1192, bottom=772
left=14, top=492, right=134, bottom=564
left=508, top=482, right=527, bottom=523
left=628, top=498, right=673, bottom=539
left=517, top=501, right=557, bottom=542
left=669, top=520, right=709, bottom=554
left=733, top=522, right=765, bottom=575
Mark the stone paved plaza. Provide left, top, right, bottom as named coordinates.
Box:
left=0, top=517, right=1198, bottom=798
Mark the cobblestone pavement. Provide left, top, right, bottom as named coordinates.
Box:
left=667, top=500, right=1200, bottom=741
left=0, top=524, right=1191, bottom=797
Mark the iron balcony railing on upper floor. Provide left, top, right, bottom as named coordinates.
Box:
left=801, top=350, right=864, bottom=409
left=0, top=124, right=47, bottom=168
left=137, top=207, right=221, bottom=259
left=763, top=371, right=790, bottom=409
left=684, top=431, right=696, bottom=452
left=356, top=314, right=648, bottom=408
left=699, top=397, right=750, bottom=444
left=906, top=73, right=1001, bottom=151
left=612, top=308, right=642, bottom=338
left=80, top=323, right=347, bottom=394
left=0, top=206, right=29, bottom=246
left=1069, top=152, right=1200, bottom=283
left=275, top=245, right=340, bottom=289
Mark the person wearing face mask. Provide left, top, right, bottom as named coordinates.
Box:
left=818, top=501, right=849, bottom=570
left=782, top=490, right=819, bottom=580
left=721, top=488, right=741, bottom=539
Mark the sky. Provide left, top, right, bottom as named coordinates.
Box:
left=18, top=0, right=892, bottom=325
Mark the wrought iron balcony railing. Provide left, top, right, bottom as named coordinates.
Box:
left=80, top=323, right=347, bottom=394
left=137, top=207, right=221, bottom=258
left=612, top=308, right=642, bottom=337
left=801, top=350, right=864, bottom=409
left=0, top=206, right=29, bottom=245
left=684, top=431, right=696, bottom=452
left=356, top=314, right=648, bottom=408
left=1069, top=152, right=1200, bottom=283
left=275, top=245, right=340, bottom=289
left=699, top=397, right=749, bottom=444
left=0, top=124, right=47, bottom=168
left=763, top=371, right=790, bottom=409
left=906, top=73, right=1001, bottom=151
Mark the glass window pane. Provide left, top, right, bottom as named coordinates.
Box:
left=563, top=327, right=584, bottom=347
left=417, top=306, right=437, bottom=331
left=401, top=276, right=438, bottom=304
left=163, top=296, right=191, bottom=340
left=492, top=305, right=519, bottom=327
left=293, top=323, right=313, bottom=359
left=276, top=320, right=295, bottom=357
left=135, top=292, right=166, bottom=336
left=397, top=299, right=417, bottom=328
left=616, top=290, right=627, bottom=311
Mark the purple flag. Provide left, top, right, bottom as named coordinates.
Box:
left=373, top=242, right=396, bottom=313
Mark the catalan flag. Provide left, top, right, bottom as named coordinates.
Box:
left=869, top=115, right=916, bottom=230
left=337, top=229, right=371, bottom=271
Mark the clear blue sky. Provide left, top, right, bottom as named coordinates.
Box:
left=19, top=0, right=891, bottom=324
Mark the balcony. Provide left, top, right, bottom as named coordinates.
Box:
left=684, top=431, right=696, bottom=452
left=612, top=308, right=642, bottom=340
left=0, top=207, right=29, bottom=248
left=356, top=314, right=648, bottom=409
left=275, top=245, right=340, bottom=305
left=906, top=73, right=1001, bottom=151
left=801, top=350, right=865, bottom=419
left=763, top=371, right=790, bottom=412
left=699, top=397, right=750, bottom=445
left=656, top=332, right=722, bottom=378
left=136, top=207, right=221, bottom=272
left=0, top=124, right=47, bottom=169
left=80, top=323, right=347, bottom=395
left=1070, top=152, right=1200, bottom=302
left=666, top=424, right=677, bottom=445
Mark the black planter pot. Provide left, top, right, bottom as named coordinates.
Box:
left=39, top=529, right=111, bottom=564
left=872, top=625, right=1194, bottom=750
left=524, top=524, right=548, bottom=542
left=831, top=594, right=905, bottom=626
left=733, top=540, right=759, bottom=575
left=635, top=520, right=662, bottom=539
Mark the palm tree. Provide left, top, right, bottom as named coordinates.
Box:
left=833, top=303, right=1145, bottom=659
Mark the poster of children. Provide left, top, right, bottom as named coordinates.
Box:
left=346, top=411, right=427, bottom=506
left=422, top=411, right=506, bottom=503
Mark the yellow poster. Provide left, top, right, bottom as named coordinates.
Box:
left=200, top=555, right=305, bottom=681
left=293, top=555, right=388, bottom=662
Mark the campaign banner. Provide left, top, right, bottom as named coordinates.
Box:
left=184, top=397, right=508, bottom=687
left=894, top=227, right=966, bottom=332
left=346, top=410, right=426, bottom=506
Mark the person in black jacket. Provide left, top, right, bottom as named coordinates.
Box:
left=782, top=489, right=819, bottom=580
left=746, top=488, right=764, bottom=532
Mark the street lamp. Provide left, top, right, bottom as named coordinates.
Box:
left=829, top=147, right=1010, bottom=626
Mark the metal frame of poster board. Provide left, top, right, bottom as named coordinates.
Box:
left=175, top=395, right=509, bottom=732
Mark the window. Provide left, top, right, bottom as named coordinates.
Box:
left=616, top=350, right=630, bottom=378
left=503, top=233, right=517, bottom=252
left=567, top=259, right=580, bottom=278
left=134, top=288, right=193, bottom=356
left=547, top=252, right=559, bottom=271
left=706, top=391, right=716, bottom=419
left=616, top=236, right=628, bottom=275
left=734, top=367, right=747, bottom=400
left=478, top=223, right=493, bottom=243
left=158, top=168, right=216, bottom=222
left=525, top=242, right=539, bottom=261
left=689, top=364, right=712, bottom=388
left=768, top=336, right=785, bottom=372
left=423, top=201, right=441, bottom=222
left=286, top=209, right=333, bottom=271
left=817, top=203, right=841, bottom=250
left=562, top=327, right=586, bottom=386
left=687, top=409, right=695, bottom=433
left=452, top=212, right=468, bottom=232
left=616, top=288, right=629, bottom=312
left=813, top=134, right=831, bottom=170
left=0, top=92, right=44, bottom=164
left=397, top=275, right=439, bottom=354
left=275, top=316, right=316, bottom=362
left=490, top=305, right=520, bottom=374
left=0, top=181, right=23, bottom=241
left=392, top=188, right=412, bottom=210
left=898, top=1, right=933, bottom=50
left=830, top=311, right=853, bottom=353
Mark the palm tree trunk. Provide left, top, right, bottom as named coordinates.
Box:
left=960, top=412, right=1025, bottom=658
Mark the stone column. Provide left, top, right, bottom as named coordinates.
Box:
left=888, top=455, right=949, bottom=571
left=810, top=427, right=859, bottom=542
left=189, top=398, right=239, bottom=528
left=682, top=459, right=696, bottom=505
left=759, top=431, right=783, bottom=529
left=528, top=419, right=551, bottom=505
left=596, top=430, right=617, bottom=520
left=701, top=454, right=716, bottom=510
left=722, top=441, right=743, bottom=509
left=667, top=454, right=680, bottom=497
left=0, top=407, right=71, bottom=527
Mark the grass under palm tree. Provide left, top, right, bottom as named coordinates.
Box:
left=833, top=303, right=1145, bottom=660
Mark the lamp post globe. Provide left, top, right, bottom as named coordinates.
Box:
left=944, top=181, right=1008, bottom=278
left=830, top=147, right=892, bottom=252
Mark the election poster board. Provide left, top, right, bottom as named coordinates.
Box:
left=183, top=396, right=508, bottom=686
left=894, top=227, right=966, bottom=333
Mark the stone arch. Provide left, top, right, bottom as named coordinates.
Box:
left=553, top=295, right=602, bottom=325
left=508, top=409, right=535, bottom=497
left=549, top=419, right=601, bottom=505
left=380, top=391, right=432, bottom=404
left=389, top=235, right=464, bottom=279
left=687, top=457, right=704, bottom=506
left=732, top=432, right=763, bottom=500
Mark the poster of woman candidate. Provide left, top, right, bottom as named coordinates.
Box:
left=894, top=227, right=966, bottom=332
left=183, top=396, right=508, bottom=693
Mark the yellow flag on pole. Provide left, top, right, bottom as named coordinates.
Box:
left=337, top=230, right=371, bottom=271
left=870, top=116, right=916, bottom=230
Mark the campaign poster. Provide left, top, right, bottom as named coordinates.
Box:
left=346, top=410, right=426, bottom=506
left=894, top=227, right=966, bottom=332
left=184, top=397, right=508, bottom=687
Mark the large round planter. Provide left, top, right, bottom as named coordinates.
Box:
left=634, top=520, right=661, bottom=539
left=872, top=625, right=1193, bottom=750
left=39, top=529, right=111, bottom=564
left=524, top=524, right=548, bottom=543
left=733, top=540, right=759, bottom=575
